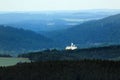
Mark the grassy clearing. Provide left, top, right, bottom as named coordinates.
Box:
left=0, top=57, right=30, bottom=66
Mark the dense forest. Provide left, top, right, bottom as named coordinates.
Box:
left=1, top=45, right=120, bottom=80
left=19, top=45, right=120, bottom=61
left=0, top=60, right=120, bottom=80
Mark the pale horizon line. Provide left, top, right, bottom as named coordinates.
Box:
left=0, top=9, right=120, bottom=13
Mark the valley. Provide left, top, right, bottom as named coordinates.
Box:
left=0, top=57, right=30, bottom=66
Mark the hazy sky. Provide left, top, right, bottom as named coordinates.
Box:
left=0, top=0, right=120, bottom=11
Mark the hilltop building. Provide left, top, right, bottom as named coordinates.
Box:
left=65, top=43, right=78, bottom=50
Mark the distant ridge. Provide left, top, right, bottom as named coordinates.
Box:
left=50, top=13, right=120, bottom=47
left=0, top=10, right=118, bottom=31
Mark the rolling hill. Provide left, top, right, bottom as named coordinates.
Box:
left=18, top=45, right=120, bottom=61
left=0, top=25, right=54, bottom=55
left=48, top=13, right=120, bottom=48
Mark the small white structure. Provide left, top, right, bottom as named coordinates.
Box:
left=65, top=43, right=78, bottom=50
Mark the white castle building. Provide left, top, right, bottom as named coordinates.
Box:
left=65, top=43, right=78, bottom=50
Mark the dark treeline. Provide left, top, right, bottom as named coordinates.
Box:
left=0, top=60, right=120, bottom=80
left=18, top=45, right=120, bottom=61
left=0, top=54, right=12, bottom=57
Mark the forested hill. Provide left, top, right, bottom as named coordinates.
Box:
left=19, top=45, right=120, bottom=61
left=0, top=25, right=53, bottom=55
left=50, top=13, right=120, bottom=47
